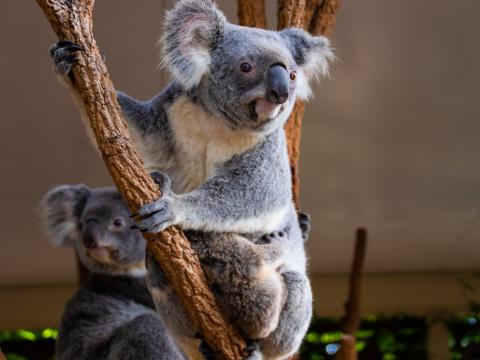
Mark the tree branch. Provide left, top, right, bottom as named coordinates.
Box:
left=237, top=0, right=267, bottom=28
left=309, top=0, right=341, bottom=37
left=278, top=0, right=341, bottom=208
left=35, top=1, right=246, bottom=359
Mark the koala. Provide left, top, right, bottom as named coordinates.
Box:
left=41, top=185, right=186, bottom=360
left=48, top=0, right=331, bottom=358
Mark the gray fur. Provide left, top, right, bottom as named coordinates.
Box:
left=48, top=0, right=330, bottom=358
left=41, top=185, right=185, bottom=360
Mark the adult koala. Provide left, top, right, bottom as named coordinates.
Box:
left=41, top=185, right=185, bottom=360
left=49, top=0, right=331, bottom=358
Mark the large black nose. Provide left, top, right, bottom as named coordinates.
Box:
left=266, top=64, right=290, bottom=104
left=82, top=220, right=101, bottom=248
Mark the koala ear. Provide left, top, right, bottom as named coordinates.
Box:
left=280, top=28, right=334, bottom=100
left=161, top=0, right=227, bottom=89
left=41, top=185, right=91, bottom=247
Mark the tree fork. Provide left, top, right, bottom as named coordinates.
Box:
left=35, top=1, right=246, bottom=359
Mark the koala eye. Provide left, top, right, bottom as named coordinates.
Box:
left=239, top=62, right=253, bottom=73
left=290, top=71, right=297, bottom=81
left=112, top=218, right=125, bottom=228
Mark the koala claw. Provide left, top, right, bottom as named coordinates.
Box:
left=150, top=171, right=172, bottom=195
left=256, top=230, right=286, bottom=245
left=298, top=211, right=311, bottom=241
left=49, top=40, right=84, bottom=75
left=195, top=334, right=219, bottom=360
left=244, top=341, right=261, bottom=360
left=136, top=197, right=175, bottom=233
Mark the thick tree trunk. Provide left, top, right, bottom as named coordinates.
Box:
left=35, top=1, right=246, bottom=359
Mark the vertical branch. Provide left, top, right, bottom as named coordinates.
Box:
left=309, top=0, right=341, bottom=37
left=278, top=0, right=307, bottom=29
left=278, top=0, right=341, bottom=209
left=237, top=0, right=267, bottom=28
left=35, top=1, right=246, bottom=359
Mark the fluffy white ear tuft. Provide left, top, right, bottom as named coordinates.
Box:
left=161, top=0, right=227, bottom=89
left=280, top=28, right=334, bottom=100
left=40, top=184, right=90, bottom=247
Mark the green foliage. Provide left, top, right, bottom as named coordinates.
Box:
left=300, top=314, right=427, bottom=360
left=446, top=312, right=480, bottom=359
left=0, top=329, right=57, bottom=343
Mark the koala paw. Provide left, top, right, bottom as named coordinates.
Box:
left=49, top=41, right=84, bottom=75
left=150, top=171, right=172, bottom=194
left=244, top=341, right=261, bottom=360
left=298, top=211, right=311, bottom=241
left=136, top=172, right=177, bottom=233
left=255, top=230, right=286, bottom=245
left=199, top=341, right=219, bottom=360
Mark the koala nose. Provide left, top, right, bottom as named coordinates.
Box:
left=82, top=220, right=101, bottom=249
left=266, top=64, right=290, bottom=104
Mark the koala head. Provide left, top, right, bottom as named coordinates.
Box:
left=162, top=0, right=333, bottom=134
left=41, top=185, right=146, bottom=277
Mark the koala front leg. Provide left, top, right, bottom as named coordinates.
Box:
left=256, top=271, right=313, bottom=360
left=137, top=136, right=291, bottom=234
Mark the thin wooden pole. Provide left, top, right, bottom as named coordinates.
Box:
left=335, top=228, right=368, bottom=360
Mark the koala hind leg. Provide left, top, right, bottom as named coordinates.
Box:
left=256, top=271, right=312, bottom=359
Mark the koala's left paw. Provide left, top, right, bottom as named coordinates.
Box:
left=136, top=172, right=177, bottom=233
left=255, top=230, right=286, bottom=245
left=49, top=41, right=84, bottom=75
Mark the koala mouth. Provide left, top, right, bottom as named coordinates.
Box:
left=252, top=98, right=283, bottom=121
left=87, top=246, right=114, bottom=263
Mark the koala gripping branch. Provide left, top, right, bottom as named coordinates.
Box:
left=35, top=1, right=246, bottom=359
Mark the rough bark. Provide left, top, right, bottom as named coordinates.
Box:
left=237, top=0, right=267, bottom=28
left=309, top=0, right=341, bottom=38
left=335, top=228, right=367, bottom=360
left=35, top=1, right=246, bottom=359
left=278, top=0, right=307, bottom=29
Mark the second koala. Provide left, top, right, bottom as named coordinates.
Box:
left=48, top=0, right=331, bottom=358
left=42, top=185, right=185, bottom=360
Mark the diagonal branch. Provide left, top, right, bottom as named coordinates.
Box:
left=35, top=0, right=246, bottom=359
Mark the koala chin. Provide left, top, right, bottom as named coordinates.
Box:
left=41, top=185, right=186, bottom=360
left=48, top=0, right=332, bottom=358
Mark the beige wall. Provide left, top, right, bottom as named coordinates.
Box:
left=1, top=272, right=478, bottom=330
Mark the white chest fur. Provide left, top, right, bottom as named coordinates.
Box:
left=167, top=96, right=261, bottom=193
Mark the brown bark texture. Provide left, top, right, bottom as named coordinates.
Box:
left=237, top=0, right=267, bottom=28
left=335, top=228, right=367, bottom=360
left=35, top=1, right=246, bottom=359
left=279, top=0, right=341, bottom=209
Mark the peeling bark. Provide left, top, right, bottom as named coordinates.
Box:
left=35, top=1, right=246, bottom=359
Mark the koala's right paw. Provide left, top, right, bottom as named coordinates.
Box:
left=255, top=230, right=286, bottom=245
left=49, top=41, right=84, bottom=75
left=195, top=333, right=219, bottom=360
left=298, top=211, right=311, bottom=241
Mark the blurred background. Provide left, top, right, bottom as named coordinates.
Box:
left=1, top=0, right=480, bottom=359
